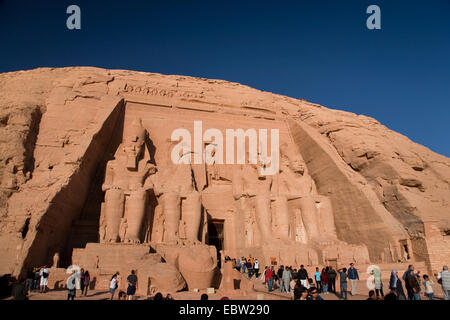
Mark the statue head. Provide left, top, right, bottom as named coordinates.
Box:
left=280, top=143, right=305, bottom=175
left=124, top=117, right=146, bottom=170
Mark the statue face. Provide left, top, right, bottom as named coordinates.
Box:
left=289, top=158, right=305, bottom=175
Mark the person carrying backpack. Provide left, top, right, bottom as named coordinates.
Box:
left=39, top=265, right=50, bottom=293
left=66, top=271, right=77, bottom=300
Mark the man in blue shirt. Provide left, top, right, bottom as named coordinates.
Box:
left=347, top=263, right=360, bottom=296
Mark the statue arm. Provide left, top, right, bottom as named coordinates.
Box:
left=102, top=162, right=114, bottom=191
left=143, top=176, right=154, bottom=191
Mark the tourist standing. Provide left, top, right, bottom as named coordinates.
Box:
left=25, top=269, right=34, bottom=293
left=389, top=269, right=405, bottom=300
left=110, top=273, right=119, bottom=300
left=437, top=265, right=450, bottom=300
left=126, top=270, right=138, bottom=300
left=246, top=259, right=253, bottom=279
left=39, top=265, right=50, bottom=293
left=272, top=267, right=279, bottom=290
left=327, top=266, right=337, bottom=293
left=321, top=268, right=329, bottom=294
left=277, top=265, right=284, bottom=292
left=347, top=263, right=359, bottom=296
left=240, top=257, right=246, bottom=274
left=79, top=268, right=85, bottom=297
left=406, top=268, right=421, bottom=300
left=254, top=259, right=260, bottom=278
left=290, top=278, right=296, bottom=298
left=422, top=275, right=434, bottom=300
left=389, top=269, right=397, bottom=292
left=291, top=268, right=298, bottom=280
left=371, top=267, right=384, bottom=299
left=338, top=268, right=348, bottom=300
left=66, top=271, right=76, bottom=300
left=233, top=258, right=240, bottom=272
left=33, top=268, right=40, bottom=291
left=298, top=265, right=308, bottom=288
left=282, top=266, right=292, bottom=293
left=81, top=270, right=90, bottom=296
left=265, top=266, right=274, bottom=292
left=403, top=264, right=415, bottom=300
left=314, top=267, right=322, bottom=292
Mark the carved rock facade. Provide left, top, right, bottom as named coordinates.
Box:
left=0, top=67, right=449, bottom=292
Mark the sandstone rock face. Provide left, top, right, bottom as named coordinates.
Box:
left=0, top=67, right=449, bottom=285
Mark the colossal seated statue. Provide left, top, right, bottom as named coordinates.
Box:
left=151, top=156, right=203, bottom=244
left=273, top=145, right=338, bottom=242
left=100, top=118, right=156, bottom=244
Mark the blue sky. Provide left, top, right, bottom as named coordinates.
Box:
left=0, top=0, right=449, bottom=156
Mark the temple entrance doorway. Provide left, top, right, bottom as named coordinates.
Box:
left=208, top=219, right=225, bottom=252
left=208, top=219, right=224, bottom=268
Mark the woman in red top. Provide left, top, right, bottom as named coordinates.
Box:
left=265, top=267, right=274, bottom=292
left=321, top=268, right=329, bottom=294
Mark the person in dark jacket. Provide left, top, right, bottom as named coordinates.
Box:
left=81, top=270, right=90, bottom=296
left=402, top=265, right=414, bottom=300
left=298, top=265, right=309, bottom=288
left=347, top=263, right=359, bottom=296
left=25, top=269, right=34, bottom=293
left=407, top=270, right=421, bottom=300
left=246, top=260, right=253, bottom=279
left=327, top=266, right=337, bottom=293
left=389, top=269, right=406, bottom=300
left=338, top=268, right=348, bottom=300
left=277, top=266, right=284, bottom=292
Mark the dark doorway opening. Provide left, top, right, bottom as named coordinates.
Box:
left=208, top=219, right=224, bottom=251
left=208, top=219, right=224, bottom=269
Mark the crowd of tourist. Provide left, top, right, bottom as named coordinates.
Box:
left=6, top=260, right=450, bottom=301
left=230, top=255, right=450, bottom=301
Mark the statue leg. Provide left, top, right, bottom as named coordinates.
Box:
left=274, top=196, right=289, bottom=240
left=255, top=194, right=273, bottom=243
left=298, top=196, right=320, bottom=240
left=183, top=191, right=202, bottom=242
left=104, top=188, right=125, bottom=243
left=161, top=192, right=181, bottom=242
left=125, top=189, right=147, bottom=243
left=314, top=196, right=338, bottom=240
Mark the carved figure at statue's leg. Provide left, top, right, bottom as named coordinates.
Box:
left=161, top=192, right=181, bottom=243
left=124, top=189, right=147, bottom=243
left=104, top=188, right=125, bottom=243
left=298, top=196, right=320, bottom=241
left=99, top=202, right=106, bottom=243
left=183, top=191, right=202, bottom=242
